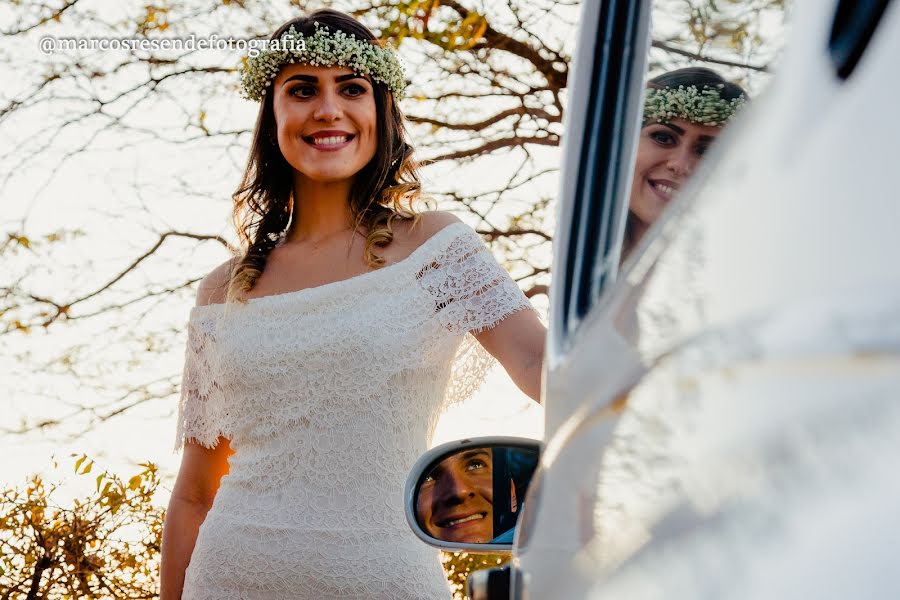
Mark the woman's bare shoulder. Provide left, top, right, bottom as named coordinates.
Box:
left=402, top=210, right=463, bottom=247
left=196, top=257, right=240, bottom=307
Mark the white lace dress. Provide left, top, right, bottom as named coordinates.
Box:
left=175, top=221, right=538, bottom=599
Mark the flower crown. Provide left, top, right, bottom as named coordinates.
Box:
left=239, top=22, right=407, bottom=102
left=643, top=84, right=747, bottom=127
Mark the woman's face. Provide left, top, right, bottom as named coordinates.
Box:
left=271, top=63, right=378, bottom=183
left=629, top=117, right=722, bottom=227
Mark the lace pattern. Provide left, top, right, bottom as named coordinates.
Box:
left=175, top=314, right=232, bottom=449
left=415, top=230, right=537, bottom=414
left=173, top=222, right=538, bottom=598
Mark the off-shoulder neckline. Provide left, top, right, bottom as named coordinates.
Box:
left=189, top=221, right=471, bottom=317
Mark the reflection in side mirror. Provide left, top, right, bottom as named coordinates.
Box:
left=405, top=437, right=540, bottom=552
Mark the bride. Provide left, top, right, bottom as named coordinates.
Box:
left=158, top=8, right=546, bottom=600
left=624, top=66, right=749, bottom=258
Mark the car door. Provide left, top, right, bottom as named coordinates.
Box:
left=544, top=0, right=651, bottom=437
left=518, top=0, right=900, bottom=598
left=512, top=0, right=652, bottom=597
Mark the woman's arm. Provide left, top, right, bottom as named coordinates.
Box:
left=160, top=263, right=237, bottom=598
left=474, top=308, right=547, bottom=404
left=407, top=211, right=548, bottom=403
left=159, top=438, right=234, bottom=600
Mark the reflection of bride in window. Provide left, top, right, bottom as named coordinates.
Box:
left=610, top=67, right=749, bottom=346
left=623, top=67, right=749, bottom=259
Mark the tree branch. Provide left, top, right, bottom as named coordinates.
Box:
left=426, top=134, right=559, bottom=162
left=651, top=40, right=770, bottom=72
left=407, top=105, right=560, bottom=131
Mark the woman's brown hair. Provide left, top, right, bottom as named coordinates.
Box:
left=225, top=8, right=421, bottom=304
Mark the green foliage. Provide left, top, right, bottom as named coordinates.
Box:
left=0, top=457, right=164, bottom=599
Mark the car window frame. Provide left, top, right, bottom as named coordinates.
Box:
left=549, top=0, right=651, bottom=357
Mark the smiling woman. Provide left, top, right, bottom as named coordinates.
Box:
left=272, top=67, right=378, bottom=188
left=224, top=12, right=418, bottom=302
left=624, top=67, right=749, bottom=257
left=158, top=7, right=546, bottom=600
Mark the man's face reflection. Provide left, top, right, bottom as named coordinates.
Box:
left=417, top=449, right=494, bottom=543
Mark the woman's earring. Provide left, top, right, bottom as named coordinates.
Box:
left=268, top=132, right=278, bottom=146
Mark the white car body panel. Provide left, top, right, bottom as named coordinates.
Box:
left=519, top=0, right=900, bottom=596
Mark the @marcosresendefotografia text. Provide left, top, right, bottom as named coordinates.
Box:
left=38, top=35, right=305, bottom=57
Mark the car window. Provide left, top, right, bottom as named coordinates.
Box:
left=584, top=0, right=788, bottom=312
left=551, top=0, right=649, bottom=350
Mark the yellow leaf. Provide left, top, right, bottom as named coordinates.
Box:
left=74, top=455, right=86, bottom=473
left=473, top=18, right=487, bottom=40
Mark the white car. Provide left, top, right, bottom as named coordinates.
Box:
left=405, top=0, right=900, bottom=597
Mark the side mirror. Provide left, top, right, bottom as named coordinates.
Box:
left=404, top=436, right=541, bottom=552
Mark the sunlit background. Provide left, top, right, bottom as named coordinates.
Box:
left=0, top=0, right=787, bottom=596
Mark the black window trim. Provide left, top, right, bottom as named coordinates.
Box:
left=552, top=0, right=650, bottom=355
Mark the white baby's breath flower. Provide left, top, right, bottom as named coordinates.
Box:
left=643, top=85, right=747, bottom=127
left=239, top=22, right=407, bottom=102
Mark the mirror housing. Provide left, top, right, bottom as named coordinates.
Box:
left=404, top=436, right=541, bottom=553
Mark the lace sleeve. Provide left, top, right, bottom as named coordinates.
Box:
left=418, top=224, right=539, bottom=410
left=174, top=310, right=231, bottom=452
